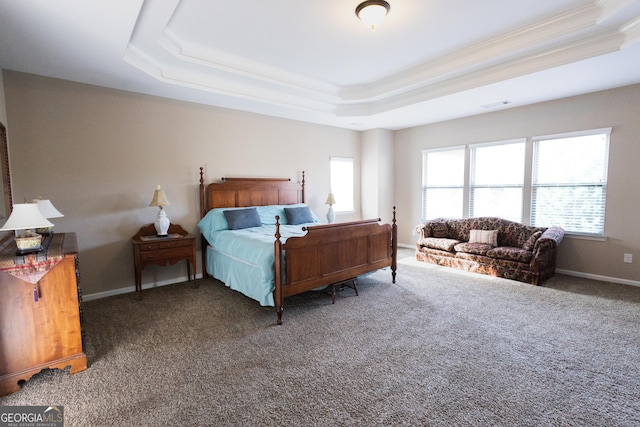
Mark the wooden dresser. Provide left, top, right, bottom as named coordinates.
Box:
left=0, top=232, right=87, bottom=396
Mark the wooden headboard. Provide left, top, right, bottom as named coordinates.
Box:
left=198, top=167, right=305, bottom=219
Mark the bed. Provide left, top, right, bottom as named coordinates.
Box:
left=197, top=167, right=397, bottom=324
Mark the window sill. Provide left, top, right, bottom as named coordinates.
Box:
left=564, top=233, right=607, bottom=242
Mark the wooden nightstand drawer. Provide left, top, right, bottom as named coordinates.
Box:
left=139, top=239, right=192, bottom=251
left=142, top=247, right=193, bottom=262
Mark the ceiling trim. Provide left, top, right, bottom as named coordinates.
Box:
left=159, top=29, right=341, bottom=98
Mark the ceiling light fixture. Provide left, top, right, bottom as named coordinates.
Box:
left=355, top=0, right=390, bottom=30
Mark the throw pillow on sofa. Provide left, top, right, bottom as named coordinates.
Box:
left=431, top=222, right=449, bottom=238
left=469, top=229, right=498, bottom=247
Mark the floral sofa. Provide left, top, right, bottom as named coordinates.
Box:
left=415, top=217, right=564, bottom=285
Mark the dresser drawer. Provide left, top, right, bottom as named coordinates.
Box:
left=139, top=238, right=193, bottom=252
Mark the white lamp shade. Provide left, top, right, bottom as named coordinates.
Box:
left=325, top=193, right=337, bottom=205
left=149, top=185, right=170, bottom=208
left=35, top=199, right=64, bottom=218
left=0, top=203, right=54, bottom=231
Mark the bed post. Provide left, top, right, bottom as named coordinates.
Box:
left=199, top=167, right=210, bottom=279
left=274, top=216, right=284, bottom=325
left=301, top=171, right=305, bottom=203
left=392, top=206, right=397, bottom=283
left=199, top=167, right=205, bottom=219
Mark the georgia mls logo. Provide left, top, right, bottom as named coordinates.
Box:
left=0, top=405, right=64, bottom=427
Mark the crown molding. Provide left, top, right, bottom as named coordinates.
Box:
left=159, top=29, right=341, bottom=99
left=336, top=28, right=627, bottom=116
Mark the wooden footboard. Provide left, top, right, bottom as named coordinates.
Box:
left=274, top=208, right=397, bottom=324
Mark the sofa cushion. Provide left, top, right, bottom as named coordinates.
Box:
left=454, top=242, right=493, bottom=256
left=522, top=231, right=542, bottom=251
left=431, top=222, right=449, bottom=238
left=486, top=246, right=533, bottom=263
left=469, top=229, right=498, bottom=247
left=420, top=237, right=460, bottom=252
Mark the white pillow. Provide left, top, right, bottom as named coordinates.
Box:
left=469, top=229, right=498, bottom=247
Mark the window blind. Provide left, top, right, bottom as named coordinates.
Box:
left=469, top=140, right=525, bottom=222
left=531, top=129, right=610, bottom=235
left=422, top=148, right=465, bottom=220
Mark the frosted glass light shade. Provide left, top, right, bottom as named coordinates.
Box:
left=356, top=1, right=390, bottom=29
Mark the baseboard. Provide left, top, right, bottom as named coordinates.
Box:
left=555, top=268, right=640, bottom=288
left=82, top=274, right=203, bottom=301
left=398, top=243, right=414, bottom=249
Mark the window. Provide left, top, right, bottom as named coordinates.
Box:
left=422, top=147, right=465, bottom=220
left=470, top=140, right=525, bottom=222
left=421, top=128, right=611, bottom=236
left=329, top=157, right=354, bottom=213
left=531, top=129, right=610, bottom=236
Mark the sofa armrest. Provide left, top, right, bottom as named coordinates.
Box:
left=415, top=223, right=432, bottom=240
left=532, top=226, right=564, bottom=258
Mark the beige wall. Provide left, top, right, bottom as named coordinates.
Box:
left=5, top=70, right=640, bottom=295
left=394, top=83, right=640, bottom=284
left=3, top=71, right=363, bottom=298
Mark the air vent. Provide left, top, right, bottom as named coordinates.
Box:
left=481, top=100, right=512, bottom=109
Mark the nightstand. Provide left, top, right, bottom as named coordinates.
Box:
left=132, top=223, right=196, bottom=297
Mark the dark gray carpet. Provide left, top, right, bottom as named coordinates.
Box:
left=2, top=250, right=640, bottom=426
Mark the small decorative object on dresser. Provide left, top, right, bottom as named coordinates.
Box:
left=131, top=223, right=196, bottom=298
left=0, top=232, right=87, bottom=396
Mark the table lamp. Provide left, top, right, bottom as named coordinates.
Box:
left=0, top=203, right=54, bottom=252
left=325, top=193, right=336, bottom=224
left=149, top=185, right=171, bottom=236
left=34, top=198, right=64, bottom=233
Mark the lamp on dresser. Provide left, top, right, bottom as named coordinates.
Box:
left=149, top=185, right=171, bottom=236
left=0, top=202, right=53, bottom=252
left=34, top=197, right=64, bottom=233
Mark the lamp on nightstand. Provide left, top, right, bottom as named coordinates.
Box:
left=0, top=203, right=54, bottom=252
left=149, top=185, right=171, bottom=236
left=325, top=193, right=336, bottom=224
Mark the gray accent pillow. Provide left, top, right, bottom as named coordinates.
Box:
left=223, top=208, right=261, bottom=230
left=284, top=206, right=315, bottom=225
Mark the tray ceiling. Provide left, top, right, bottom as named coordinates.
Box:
left=1, top=0, right=640, bottom=130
